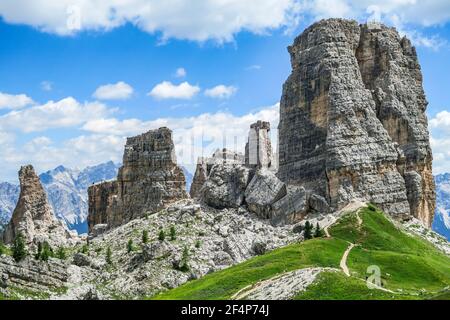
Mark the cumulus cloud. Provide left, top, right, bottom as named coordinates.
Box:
left=0, top=92, right=34, bottom=109
left=93, top=81, right=134, bottom=100
left=148, top=81, right=200, bottom=100
left=298, top=0, right=450, bottom=49
left=174, top=68, right=187, bottom=78
left=81, top=103, right=280, bottom=169
left=204, top=85, right=237, bottom=99
left=429, top=110, right=450, bottom=174
left=0, top=1, right=448, bottom=47
left=0, top=102, right=280, bottom=180
left=0, top=97, right=111, bottom=133
left=0, top=0, right=300, bottom=42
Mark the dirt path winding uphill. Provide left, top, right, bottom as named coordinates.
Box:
left=339, top=209, right=363, bottom=277
left=340, top=242, right=355, bottom=277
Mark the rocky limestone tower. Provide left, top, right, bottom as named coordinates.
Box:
left=245, top=121, right=273, bottom=168
left=88, top=127, right=188, bottom=232
left=278, top=19, right=435, bottom=226
left=3, top=165, right=73, bottom=245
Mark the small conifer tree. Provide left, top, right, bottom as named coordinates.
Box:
left=106, top=246, right=112, bottom=265
left=127, top=239, right=134, bottom=253
left=12, top=233, right=27, bottom=262
left=304, top=221, right=313, bottom=240
left=142, top=230, right=149, bottom=244
left=170, top=226, right=176, bottom=241
left=314, top=222, right=323, bottom=238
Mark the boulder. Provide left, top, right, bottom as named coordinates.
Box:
left=201, top=164, right=252, bottom=209
left=245, top=169, right=286, bottom=219
left=308, top=194, right=330, bottom=213
left=141, top=241, right=174, bottom=261
left=251, top=239, right=267, bottom=255
left=271, top=186, right=308, bottom=226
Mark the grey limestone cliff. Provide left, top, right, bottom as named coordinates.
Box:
left=277, top=19, right=435, bottom=226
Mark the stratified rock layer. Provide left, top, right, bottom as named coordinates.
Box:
left=88, top=127, right=188, bottom=233
left=278, top=19, right=435, bottom=226
left=2, top=165, right=74, bottom=246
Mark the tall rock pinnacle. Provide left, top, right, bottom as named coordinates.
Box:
left=2, top=165, right=74, bottom=245
left=88, top=127, right=188, bottom=232
left=278, top=19, right=435, bottom=226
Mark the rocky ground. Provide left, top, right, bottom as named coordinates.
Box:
left=0, top=198, right=306, bottom=299
left=78, top=199, right=302, bottom=299
left=403, top=218, right=450, bottom=255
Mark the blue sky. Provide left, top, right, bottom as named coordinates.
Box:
left=1, top=0, right=450, bottom=181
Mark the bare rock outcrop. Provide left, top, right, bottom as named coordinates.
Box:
left=245, top=120, right=273, bottom=168
left=278, top=19, right=435, bottom=226
left=189, top=148, right=244, bottom=199
left=202, top=164, right=252, bottom=209
left=2, top=165, right=75, bottom=246
left=88, top=127, right=188, bottom=233
left=244, top=169, right=286, bottom=219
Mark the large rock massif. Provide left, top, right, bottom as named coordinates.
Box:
left=88, top=127, right=188, bottom=232
left=278, top=19, right=435, bottom=226
left=2, top=165, right=76, bottom=247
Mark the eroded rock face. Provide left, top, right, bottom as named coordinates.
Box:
left=278, top=19, right=435, bottom=226
left=201, top=164, right=252, bottom=209
left=2, top=165, right=75, bottom=246
left=189, top=149, right=245, bottom=199
left=88, top=127, right=188, bottom=233
left=244, top=169, right=286, bottom=219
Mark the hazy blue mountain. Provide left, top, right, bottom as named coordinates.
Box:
left=0, top=182, right=20, bottom=232
left=433, top=173, right=450, bottom=240
left=0, top=161, right=120, bottom=235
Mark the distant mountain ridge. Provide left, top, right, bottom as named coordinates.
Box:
left=433, top=173, right=450, bottom=240
left=0, top=161, right=120, bottom=234
left=0, top=162, right=194, bottom=235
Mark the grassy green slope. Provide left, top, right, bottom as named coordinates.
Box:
left=151, top=206, right=450, bottom=300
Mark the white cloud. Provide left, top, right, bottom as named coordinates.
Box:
left=296, top=0, right=450, bottom=49
left=0, top=102, right=280, bottom=181
left=0, top=97, right=111, bottom=133
left=429, top=110, right=450, bottom=174
left=0, top=0, right=300, bottom=42
left=430, top=111, right=450, bottom=129
left=204, top=85, right=237, bottom=99
left=82, top=103, right=280, bottom=167
left=0, top=92, right=34, bottom=109
left=40, top=81, right=53, bottom=91
left=174, top=68, right=187, bottom=78
left=148, top=81, right=200, bottom=100
left=93, top=81, right=134, bottom=100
